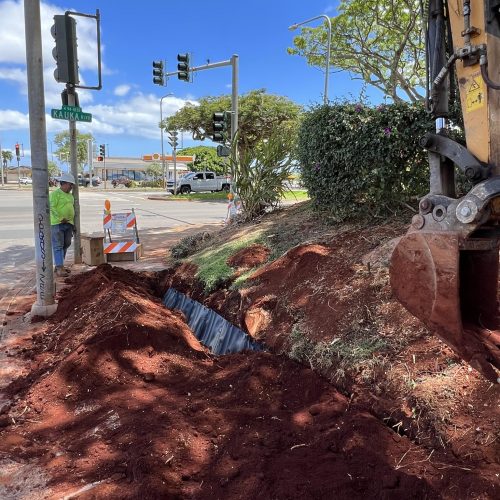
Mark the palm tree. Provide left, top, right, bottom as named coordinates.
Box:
left=1, top=150, right=13, bottom=166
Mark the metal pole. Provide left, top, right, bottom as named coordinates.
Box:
left=103, top=152, right=107, bottom=189
left=24, top=0, right=56, bottom=316
left=173, top=143, right=177, bottom=195
left=67, top=86, right=82, bottom=263
left=0, top=138, right=3, bottom=186
left=160, top=93, right=173, bottom=190
left=87, top=138, right=93, bottom=188
left=17, top=157, right=20, bottom=186
left=231, top=55, right=239, bottom=140
left=160, top=99, right=165, bottom=189
left=324, top=16, right=331, bottom=104
left=230, top=55, right=239, bottom=192
left=289, top=15, right=332, bottom=104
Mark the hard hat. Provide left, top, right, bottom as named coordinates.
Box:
left=56, top=172, right=76, bottom=184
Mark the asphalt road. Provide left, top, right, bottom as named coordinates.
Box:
left=0, top=189, right=226, bottom=291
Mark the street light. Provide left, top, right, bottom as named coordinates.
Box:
left=160, top=93, right=174, bottom=189
left=289, top=14, right=332, bottom=105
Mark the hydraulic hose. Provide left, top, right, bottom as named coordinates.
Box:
left=480, top=61, right=500, bottom=90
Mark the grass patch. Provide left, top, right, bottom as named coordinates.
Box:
left=288, top=321, right=388, bottom=384
left=282, top=190, right=309, bottom=201
left=230, top=268, right=259, bottom=290
left=190, top=231, right=264, bottom=292
left=168, top=191, right=228, bottom=201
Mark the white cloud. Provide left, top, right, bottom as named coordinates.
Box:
left=324, top=5, right=336, bottom=14
left=0, top=109, right=29, bottom=131
left=75, top=93, right=196, bottom=139
left=0, top=0, right=99, bottom=107
left=114, top=84, right=131, bottom=97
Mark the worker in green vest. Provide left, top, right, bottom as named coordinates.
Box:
left=50, top=172, right=75, bottom=277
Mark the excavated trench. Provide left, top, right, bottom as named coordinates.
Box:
left=0, top=265, right=498, bottom=499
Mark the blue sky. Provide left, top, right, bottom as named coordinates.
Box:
left=0, top=0, right=382, bottom=167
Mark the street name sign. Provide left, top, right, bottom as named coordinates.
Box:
left=51, top=104, right=92, bottom=123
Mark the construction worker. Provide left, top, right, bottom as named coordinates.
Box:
left=50, top=172, right=76, bottom=277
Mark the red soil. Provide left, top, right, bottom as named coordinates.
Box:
left=1, top=252, right=499, bottom=498
left=227, top=243, right=270, bottom=269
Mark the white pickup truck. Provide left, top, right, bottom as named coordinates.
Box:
left=167, top=171, right=231, bottom=194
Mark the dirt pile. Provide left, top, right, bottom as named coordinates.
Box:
left=1, top=265, right=498, bottom=498
left=162, top=219, right=500, bottom=476
left=226, top=243, right=270, bottom=269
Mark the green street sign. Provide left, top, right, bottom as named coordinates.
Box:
left=51, top=105, right=92, bottom=123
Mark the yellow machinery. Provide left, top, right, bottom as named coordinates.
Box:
left=390, top=0, right=500, bottom=382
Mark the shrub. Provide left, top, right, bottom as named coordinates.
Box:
left=141, top=180, right=163, bottom=188
left=297, top=101, right=435, bottom=219
left=230, top=128, right=296, bottom=220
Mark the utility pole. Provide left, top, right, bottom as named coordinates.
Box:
left=67, top=86, right=82, bottom=263
left=166, top=54, right=239, bottom=188
left=167, top=131, right=179, bottom=194
left=87, top=138, right=93, bottom=188
left=24, top=0, right=57, bottom=317
left=0, top=138, right=3, bottom=186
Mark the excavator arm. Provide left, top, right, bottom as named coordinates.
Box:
left=390, top=0, right=500, bottom=383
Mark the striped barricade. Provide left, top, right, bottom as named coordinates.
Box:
left=103, top=212, right=136, bottom=232
left=103, top=203, right=141, bottom=261
left=104, top=241, right=139, bottom=254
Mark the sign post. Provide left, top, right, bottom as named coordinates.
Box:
left=24, top=0, right=57, bottom=317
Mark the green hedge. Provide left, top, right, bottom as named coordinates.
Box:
left=297, top=101, right=435, bottom=219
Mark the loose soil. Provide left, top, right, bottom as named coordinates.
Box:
left=1, top=203, right=499, bottom=499
left=227, top=243, right=270, bottom=269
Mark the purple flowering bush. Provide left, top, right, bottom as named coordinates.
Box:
left=297, top=101, right=435, bottom=219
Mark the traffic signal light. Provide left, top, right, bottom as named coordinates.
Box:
left=152, top=61, right=164, bottom=86
left=97, top=156, right=103, bottom=162
left=51, top=14, right=79, bottom=85
left=15, top=144, right=20, bottom=159
left=212, top=112, right=228, bottom=142
left=177, top=53, right=190, bottom=81
left=167, top=131, right=179, bottom=149
left=99, top=144, right=105, bottom=157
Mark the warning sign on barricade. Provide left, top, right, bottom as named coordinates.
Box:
left=103, top=200, right=142, bottom=261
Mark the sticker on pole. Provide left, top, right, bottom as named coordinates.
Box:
left=465, top=73, right=485, bottom=113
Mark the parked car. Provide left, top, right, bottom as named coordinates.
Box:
left=166, top=171, right=231, bottom=194
left=78, top=174, right=101, bottom=187
left=19, top=177, right=32, bottom=185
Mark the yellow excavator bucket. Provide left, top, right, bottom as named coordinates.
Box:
left=391, top=231, right=500, bottom=383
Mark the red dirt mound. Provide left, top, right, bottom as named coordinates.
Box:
left=2, top=266, right=498, bottom=498
left=227, top=243, right=270, bottom=269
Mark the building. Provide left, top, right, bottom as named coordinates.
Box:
left=92, top=154, right=194, bottom=181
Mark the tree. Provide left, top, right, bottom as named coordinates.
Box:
left=229, top=129, right=295, bottom=220
left=47, top=161, right=60, bottom=178
left=145, top=162, right=163, bottom=181
left=288, top=0, right=424, bottom=102
left=1, top=150, right=13, bottom=166
left=53, top=130, right=94, bottom=172
left=177, top=146, right=227, bottom=175
left=165, top=89, right=302, bottom=153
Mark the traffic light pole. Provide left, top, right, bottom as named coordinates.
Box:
left=24, top=0, right=57, bottom=317
left=87, top=139, right=93, bottom=189
left=166, top=54, right=239, bottom=190
left=165, top=55, right=239, bottom=139
left=0, top=138, right=3, bottom=186
left=66, top=85, right=82, bottom=264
